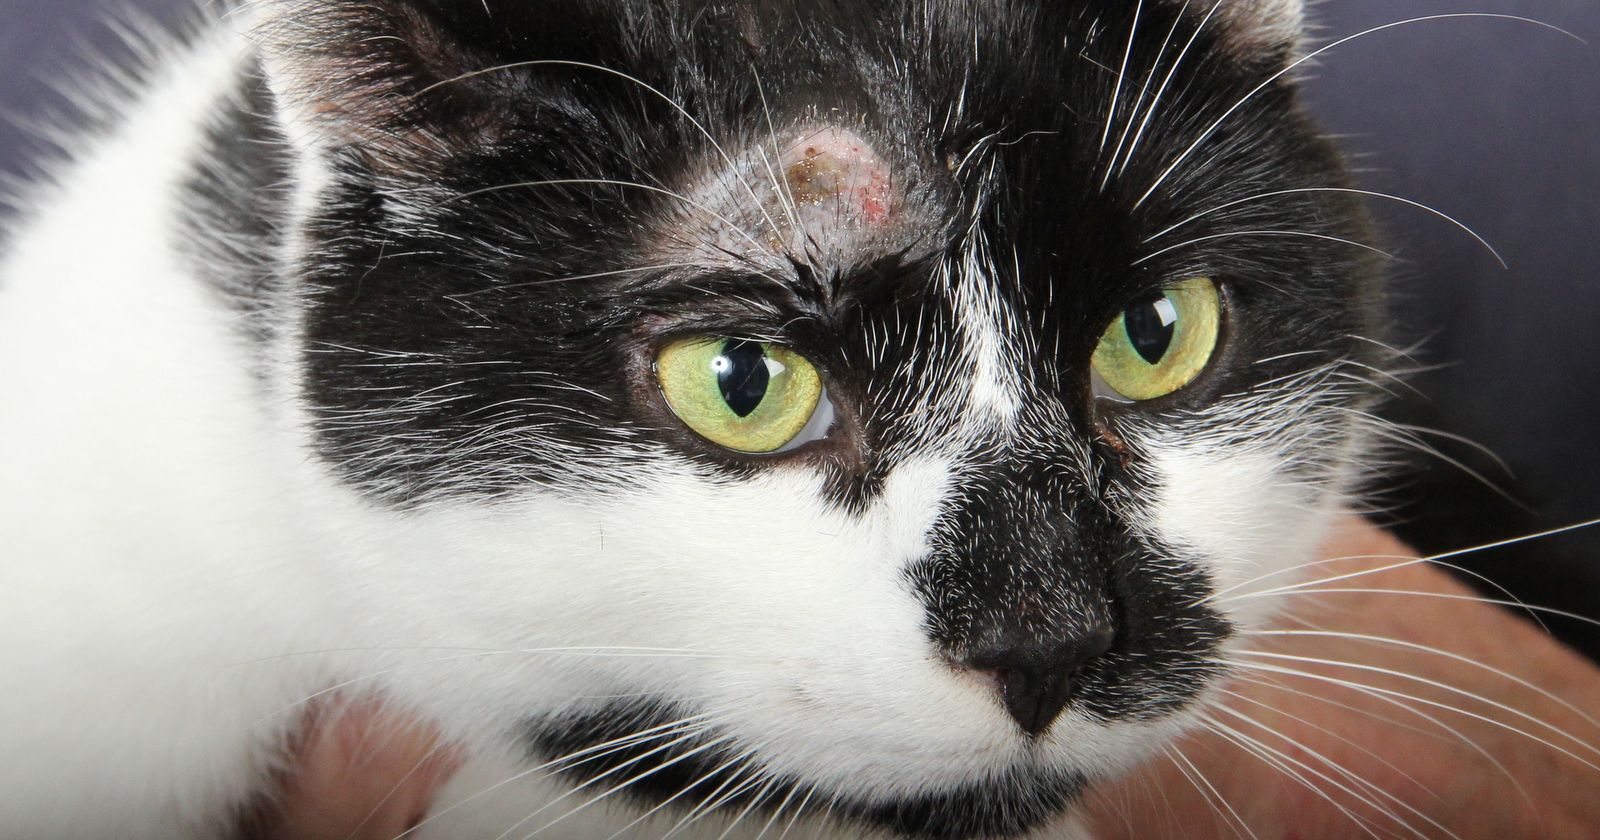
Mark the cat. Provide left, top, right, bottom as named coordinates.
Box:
left=0, top=0, right=1405, bottom=837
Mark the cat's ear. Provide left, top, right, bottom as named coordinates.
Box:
left=1216, top=0, right=1305, bottom=54
left=253, top=0, right=531, bottom=169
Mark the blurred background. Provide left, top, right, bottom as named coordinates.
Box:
left=1, top=0, right=1596, bottom=657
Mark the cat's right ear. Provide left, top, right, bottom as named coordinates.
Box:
left=252, top=0, right=612, bottom=170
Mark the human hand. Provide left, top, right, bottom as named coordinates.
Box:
left=1081, top=517, right=1600, bottom=839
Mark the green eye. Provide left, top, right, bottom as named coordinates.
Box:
left=656, top=337, right=824, bottom=453
left=1091, top=277, right=1221, bottom=402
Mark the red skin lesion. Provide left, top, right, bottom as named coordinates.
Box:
left=780, top=128, right=895, bottom=229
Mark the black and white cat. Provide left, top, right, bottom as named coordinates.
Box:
left=0, top=0, right=1390, bottom=837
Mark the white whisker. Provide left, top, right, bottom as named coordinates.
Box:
left=436, top=178, right=769, bottom=253
left=1113, top=0, right=1225, bottom=180
left=1198, top=714, right=1392, bottom=839
left=1241, top=628, right=1600, bottom=736
left=1207, top=703, right=1462, bottom=839
left=1133, top=229, right=1394, bottom=265
left=416, top=59, right=787, bottom=243
left=1164, top=742, right=1261, bottom=840
left=1098, top=0, right=1147, bottom=156
left=1144, top=187, right=1506, bottom=267
left=1132, top=14, right=1582, bottom=210
left=1230, top=656, right=1600, bottom=770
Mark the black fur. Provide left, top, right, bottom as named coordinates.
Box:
left=256, top=0, right=1380, bottom=507
left=180, top=62, right=293, bottom=355
left=527, top=697, right=1089, bottom=840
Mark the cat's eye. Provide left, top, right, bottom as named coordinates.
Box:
left=656, top=337, right=828, bottom=453
left=1091, top=277, right=1221, bottom=402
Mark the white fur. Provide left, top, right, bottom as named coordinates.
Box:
left=0, top=4, right=1348, bottom=838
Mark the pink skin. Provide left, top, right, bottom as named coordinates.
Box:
left=242, top=696, right=461, bottom=840
left=252, top=519, right=1600, bottom=839
left=779, top=127, right=895, bottom=228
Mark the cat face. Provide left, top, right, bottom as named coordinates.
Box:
left=234, top=0, right=1384, bottom=835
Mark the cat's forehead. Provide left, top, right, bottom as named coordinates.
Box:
left=657, top=124, right=946, bottom=281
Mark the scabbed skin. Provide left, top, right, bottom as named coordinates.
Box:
left=0, top=1, right=1384, bottom=837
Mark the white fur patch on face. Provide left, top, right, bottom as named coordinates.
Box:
left=1137, top=429, right=1339, bottom=631
left=352, top=444, right=1182, bottom=807
left=946, top=234, right=1025, bottom=428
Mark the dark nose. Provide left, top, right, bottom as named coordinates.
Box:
left=965, top=627, right=1115, bottom=736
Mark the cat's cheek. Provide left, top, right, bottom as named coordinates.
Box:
left=1138, top=436, right=1343, bottom=628
left=334, top=453, right=1168, bottom=802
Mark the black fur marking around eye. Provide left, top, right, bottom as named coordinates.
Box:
left=526, top=697, right=1090, bottom=840
left=272, top=0, right=1382, bottom=507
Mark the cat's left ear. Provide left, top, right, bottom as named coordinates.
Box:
left=1216, top=0, right=1305, bottom=55
left=252, top=0, right=523, bottom=169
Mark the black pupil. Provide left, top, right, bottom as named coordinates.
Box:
left=1123, top=293, right=1178, bottom=365
left=715, top=340, right=769, bottom=417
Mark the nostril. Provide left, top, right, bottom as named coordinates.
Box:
left=965, top=626, right=1115, bottom=736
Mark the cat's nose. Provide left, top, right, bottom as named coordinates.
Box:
left=965, top=627, right=1115, bottom=736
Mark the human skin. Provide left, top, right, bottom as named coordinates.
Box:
left=1081, top=518, right=1600, bottom=839
left=247, top=518, right=1600, bottom=839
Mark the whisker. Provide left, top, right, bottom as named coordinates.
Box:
left=1102, top=0, right=1179, bottom=190
left=488, top=727, right=721, bottom=840
left=1207, top=704, right=1461, bottom=839
left=1098, top=0, right=1147, bottom=156
left=774, top=784, right=820, bottom=840
left=1197, top=714, right=1391, bottom=839
left=1219, top=667, right=1544, bottom=823
left=1163, top=742, right=1261, bottom=839
left=1143, top=187, right=1506, bottom=267
left=1240, top=628, right=1600, bottom=736
left=1133, top=229, right=1394, bottom=265
left=1230, top=656, right=1600, bottom=770
left=1131, top=14, right=1582, bottom=211
left=597, top=737, right=765, bottom=840
left=1236, top=587, right=1600, bottom=630
left=1112, top=0, right=1226, bottom=180
left=714, top=772, right=785, bottom=840
left=1218, top=673, right=1533, bottom=810
left=516, top=730, right=745, bottom=839
left=750, top=66, right=802, bottom=234
left=1332, top=407, right=1521, bottom=506
left=416, top=58, right=787, bottom=243
left=748, top=776, right=803, bottom=840
left=657, top=759, right=769, bottom=840
left=408, top=716, right=717, bottom=835
left=1209, top=516, right=1600, bottom=603
left=1223, top=671, right=1462, bottom=755
left=434, top=178, right=769, bottom=253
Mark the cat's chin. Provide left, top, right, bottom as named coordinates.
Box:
left=524, top=696, right=1091, bottom=840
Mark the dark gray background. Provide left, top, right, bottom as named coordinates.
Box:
left=2, top=0, right=1596, bottom=654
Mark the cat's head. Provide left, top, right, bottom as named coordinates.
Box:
left=239, top=0, right=1384, bottom=835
